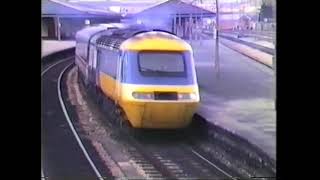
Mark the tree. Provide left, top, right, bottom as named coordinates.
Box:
left=259, top=1, right=273, bottom=21
left=262, top=0, right=275, bottom=7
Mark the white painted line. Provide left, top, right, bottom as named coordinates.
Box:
left=191, top=149, right=237, bottom=180
left=57, top=63, right=104, bottom=180
left=41, top=154, right=46, bottom=179
left=41, top=168, right=45, bottom=179
left=41, top=56, right=74, bottom=76
left=41, top=56, right=74, bottom=180
left=262, top=128, right=276, bottom=133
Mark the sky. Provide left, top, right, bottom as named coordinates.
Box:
left=61, top=0, right=263, bottom=4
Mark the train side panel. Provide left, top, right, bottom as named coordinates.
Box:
left=99, top=72, right=116, bottom=100
left=75, top=41, right=87, bottom=75
left=96, top=48, right=120, bottom=102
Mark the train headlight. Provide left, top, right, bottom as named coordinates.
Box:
left=178, top=93, right=197, bottom=100
left=132, top=92, right=154, bottom=100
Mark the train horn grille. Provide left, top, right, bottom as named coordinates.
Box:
left=154, top=92, right=178, bottom=100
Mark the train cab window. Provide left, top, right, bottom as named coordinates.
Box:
left=138, top=51, right=186, bottom=77
left=124, top=51, right=194, bottom=85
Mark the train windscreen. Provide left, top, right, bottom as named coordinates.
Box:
left=138, top=51, right=186, bottom=77
left=122, top=51, right=195, bottom=85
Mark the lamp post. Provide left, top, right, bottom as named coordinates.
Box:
left=214, top=0, right=220, bottom=77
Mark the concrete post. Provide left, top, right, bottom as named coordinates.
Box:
left=189, top=14, right=192, bottom=45
left=179, top=14, right=181, bottom=37
left=54, top=17, right=58, bottom=40
left=56, top=16, right=61, bottom=41
left=273, top=55, right=276, bottom=110
left=195, top=15, right=198, bottom=41
left=200, top=13, right=203, bottom=46
left=173, top=14, right=177, bottom=34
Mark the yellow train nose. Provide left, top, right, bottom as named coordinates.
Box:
left=141, top=102, right=198, bottom=129
left=120, top=84, right=200, bottom=129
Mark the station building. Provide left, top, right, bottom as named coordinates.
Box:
left=130, top=0, right=215, bottom=39
left=42, top=0, right=122, bottom=40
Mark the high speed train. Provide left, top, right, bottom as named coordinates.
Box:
left=75, top=23, right=200, bottom=129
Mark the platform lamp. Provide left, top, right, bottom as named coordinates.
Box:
left=85, top=19, right=90, bottom=28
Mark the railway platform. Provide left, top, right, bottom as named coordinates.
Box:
left=191, top=39, right=276, bottom=160
left=41, top=40, right=75, bottom=58
left=199, top=31, right=274, bottom=67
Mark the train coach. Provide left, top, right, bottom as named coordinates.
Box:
left=75, top=24, right=200, bottom=129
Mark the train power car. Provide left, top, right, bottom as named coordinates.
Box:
left=75, top=24, right=200, bottom=129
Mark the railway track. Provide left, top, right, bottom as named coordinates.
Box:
left=202, top=31, right=275, bottom=56
left=221, top=31, right=275, bottom=42
left=219, top=34, right=275, bottom=56
left=122, top=127, right=276, bottom=180
left=99, top=118, right=237, bottom=179
left=41, top=53, right=112, bottom=180
left=127, top=138, right=237, bottom=180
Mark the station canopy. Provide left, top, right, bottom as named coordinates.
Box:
left=42, top=0, right=120, bottom=18
left=135, top=0, right=215, bottom=18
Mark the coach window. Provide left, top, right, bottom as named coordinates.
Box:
left=89, top=45, right=95, bottom=67
left=99, top=49, right=116, bottom=78
left=108, top=50, right=118, bottom=78
left=81, top=42, right=88, bottom=62
left=97, top=49, right=107, bottom=75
